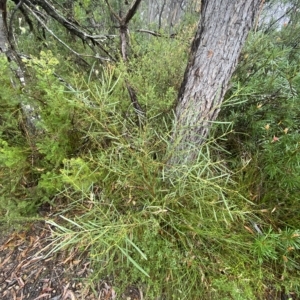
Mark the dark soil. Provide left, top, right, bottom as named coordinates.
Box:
left=0, top=221, right=140, bottom=300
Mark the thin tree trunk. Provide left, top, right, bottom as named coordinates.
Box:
left=0, top=0, right=8, bottom=52
left=0, top=0, right=38, bottom=137
left=170, top=0, right=262, bottom=165
left=105, top=0, right=145, bottom=122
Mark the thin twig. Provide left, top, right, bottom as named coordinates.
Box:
left=8, top=0, right=24, bottom=44
left=24, top=3, right=111, bottom=63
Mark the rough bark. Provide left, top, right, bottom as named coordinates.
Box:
left=0, top=0, right=25, bottom=84
left=0, top=0, right=8, bottom=52
left=170, top=0, right=262, bottom=165
left=0, top=0, right=38, bottom=137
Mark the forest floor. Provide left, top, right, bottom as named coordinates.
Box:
left=0, top=220, right=141, bottom=300
left=0, top=219, right=297, bottom=300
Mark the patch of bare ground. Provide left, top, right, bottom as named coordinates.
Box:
left=0, top=221, right=141, bottom=300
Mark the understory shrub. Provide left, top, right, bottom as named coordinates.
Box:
left=1, top=22, right=300, bottom=299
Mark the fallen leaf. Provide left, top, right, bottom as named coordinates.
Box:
left=244, top=226, right=254, bottom=234
left=33, top=293, right=51, bottom=300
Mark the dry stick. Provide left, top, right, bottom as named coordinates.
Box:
left=136, top=29, right=162, bottom=37
left=25, top=0, right=114, bottom=62
left=37, top=0, right=116, bottom=62
left=24, top=4, right=111, bottom=65
left=125, top=79, right=143, bottom=114
left=136, top=29, right=177, bottom=38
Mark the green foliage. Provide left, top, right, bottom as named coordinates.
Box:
left=0, top=56, right=36, bottom=221
left=1, top=8, right=300, bottom=299
left=252, top=227, right=300, bottom=268
left=213, top=17, right=300, bottom=298
left=0, top=139, right=31, bottom=220
left=45, top=145, right=262, bottom=299
left=127, top=29, right=192, bottom=116
left=220, top=25, right=300, bottom=228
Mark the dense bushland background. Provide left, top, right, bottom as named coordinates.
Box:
left=1, top=0, right=300, bottom=299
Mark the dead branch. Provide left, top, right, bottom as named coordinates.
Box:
left=26, top=0, right=115, bottom=61
left=124, top=0, right=142, bottom=24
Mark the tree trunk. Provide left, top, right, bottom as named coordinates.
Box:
left=0, top=0, right=8, bottom=52
left=0, top=0, right=38, bottom=136
left=170, top=0, right=262, bottom=165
